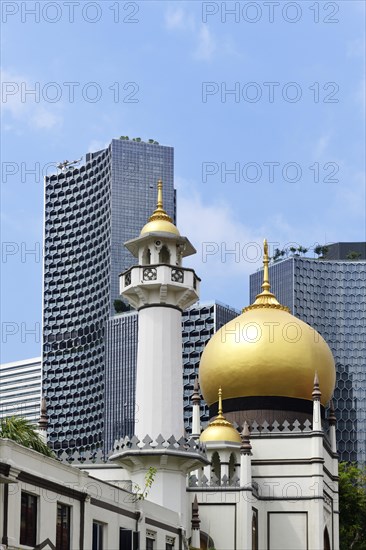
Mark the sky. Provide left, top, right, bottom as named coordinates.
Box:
left=1, top=0, right=365, bottom=363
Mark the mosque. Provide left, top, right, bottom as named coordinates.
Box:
left=0, top=181, right=339, bottom=550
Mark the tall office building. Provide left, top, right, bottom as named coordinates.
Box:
left=0, top=357, right=42, bottom=423
left=250, top=243, right=366, bottom=464
left=104, top=301, right=239, bottom=453
left=182, top=301, right=239, bottom=432
left=43, top=138, right=175, bottom=453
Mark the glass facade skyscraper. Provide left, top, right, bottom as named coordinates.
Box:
left=42, top=139, right=175, bottom=453
left=104, top=312, right=138, bottom=452
left=250, top=251, right=366, bottom=464
left=103, top=301, right=239, bottom=453
left=182, top=301, right=239, bottom=432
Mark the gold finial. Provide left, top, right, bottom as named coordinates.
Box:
left=217, top=387, right=223, bottom=418
left=157, top=179, right=163, bottom=210
left=243, top=238, right=290, bottom=312
left=147, top=180, right=173, bottom=224
left=199, top=385, right=242, bottom=443
left=262, top=238, right=271, bottom=294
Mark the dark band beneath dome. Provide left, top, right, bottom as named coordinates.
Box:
left=209, top=395, right=325, bottom=425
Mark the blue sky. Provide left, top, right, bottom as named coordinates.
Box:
left=1, top=0, right=365, bottom=362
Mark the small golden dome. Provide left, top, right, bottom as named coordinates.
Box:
left=140, top=180, right=180, bottom=236
left=200, top=388, right=241, bottom=443
left=199, top=240, right=336, bottom=408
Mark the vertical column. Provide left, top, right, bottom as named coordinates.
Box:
left=191, top=378, right=201, bottom=439
left=135, top=306, right=184, bottom=440
left=310, top=373, right=324, bottom=550
left=237, top=423, right=252, bottom=550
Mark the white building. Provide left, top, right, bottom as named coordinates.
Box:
left=0, top=182, right=339, bottom=550
left=0, top=357, right=42, bottom=422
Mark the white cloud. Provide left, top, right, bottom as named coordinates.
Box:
left=347, top=37, right=365, bottom=58
left=87, top=139, right=110, bottom=153
left=175, top=172, right=366, bottom=305
left=164, top=7, right=216, bottom=62
left=1, top=69, right=63, bottom=131
left=164, top=7, right=194, bottom=31
left=176, top=177, right=304, bottom=302
left=194, top=26, right=216, bottom=61
left=30, top=107, right=62, bottom=129
left=313, top=133, right=331, bottom=157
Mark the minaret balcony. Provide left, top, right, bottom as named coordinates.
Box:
left=120, top=264, right=200, bottom=310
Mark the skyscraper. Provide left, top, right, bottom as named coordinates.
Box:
left=250, top=244, right=366, bottom=464
left=182, top=301, right=239, bottom=432
left=0, top=357, right=42, bottom=423
left=42, top=138, right=175, bottom=453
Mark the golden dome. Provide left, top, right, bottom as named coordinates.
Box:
left=199, top=240, right=336, bottom=408
left=140, top=180, right=180, bottom=236
left=200, top=388, right=241, bottom=443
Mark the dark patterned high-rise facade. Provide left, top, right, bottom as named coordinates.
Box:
left=43, top=139, right=175, bottom=453
left=104, top=312, right=138, bottom=452
left=103, top=301, right=239, bottom=453
left=250, top=249, right=366, bottom=464
left=182, top=301, right=239, bottom=432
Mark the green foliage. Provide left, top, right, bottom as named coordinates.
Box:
left=114, top=299, right=130, bottom=313
left=132, top=467, right=157, bottom=501
left=314, top=244, right=329, bottom=258
left=346, top=251, right=362, bottom=260
left=339, top=462, right=366, bottom=550
left=272, top=248, right=282, bottom=261
left=0, top=416, right=54, bottom=458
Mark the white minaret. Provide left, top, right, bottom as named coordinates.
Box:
left=111, top=181, right=207, bottom=528
left=121, top=180, right=199, bottom=440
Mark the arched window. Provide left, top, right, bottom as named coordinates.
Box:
left=159, top=245, right=170, bottom=264
left=199, top=532, right=215, bottom=550
left=324, top=527, right=331, bottom=550
left=211, top=451, right=221, bottom=485
left=229, top=452, right=237, bottom=484
left=252, top=509, right=258, bottom=550
left=142, top=247, right=151, bottom=265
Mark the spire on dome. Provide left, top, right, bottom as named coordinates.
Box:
left=199, top=387, right=241, bottom=443
left=244, top=239, right=289, bottom=312
left=148, top=179, right=173, bottom=224
left=140, top=179, right=180, bottom=236
left=217, top=386, right=224, bottom=417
